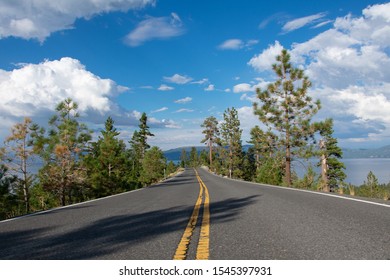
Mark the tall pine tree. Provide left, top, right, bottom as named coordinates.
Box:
left=254, top=49, right=321, bottom=187
left=137, top=112, right=154, bottom=159
left=220, top=107, right=243, bottom=178
left=36, top=98, right=91, bottom=206
left=4, top=117, right=39, bottom=213
left=84, top=116, right=129, bottom=197
left=316, top=118, right=346, bottom=192
left=201, top=116, right=220, bottom=171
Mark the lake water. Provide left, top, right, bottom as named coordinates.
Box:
left=293, top=158, right=390, bottom=186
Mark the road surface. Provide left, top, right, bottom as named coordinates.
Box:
left=0, top=168, right=389, bottom=259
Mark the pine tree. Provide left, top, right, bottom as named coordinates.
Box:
left=140, top=146, right=166, bottom=186
left=316, top=118, right=346, bottom=192
left=365, top=171, right=379, bottom=198
left=241, top=149, right=256, bottom=181
left=0, top=164, right=18, bottom=220
left=248, top=126, right=278, bottom=171
left=220, top=107, right=243, bottom=178
left=248, top=125, right=283, bottom=185
left=254, top=49, right=321, bottom=186
left=189, top=147, right=199, bottom=167
left=84, top=116, right=129, bottom=197
left=137, top=112, right=154, bottom=158
left=128, top=113, right=154, bottom=186
left=201, top=116, right=220, bottom=171
left=180, top=148, right=188, bottom=168
left=4, top=117, right=39, bottom=213
left=36, top=98, right=91, bottom=206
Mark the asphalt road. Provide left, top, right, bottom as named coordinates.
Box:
left=0, top=168, right=389, bottom=260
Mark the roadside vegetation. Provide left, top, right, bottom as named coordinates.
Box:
left=199, top=49, right=390, bottom=201
left=0, top=100, right=176, bottom=220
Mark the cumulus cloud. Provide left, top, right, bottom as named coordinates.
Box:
left=233, top=83, right=253, bottom=93
left=248, top=41, right=284, bottom=72
left=218, top=39, right=259, bottom=50
left=240, top=93, right=257, bottom=103
left=125, top=12, right=185, bottom=46
left=282, top=12, right=327, bottom=32
left=174, top=97, right=192, bottom=104
left=158, top=84, right=174, bottom=91
left=291, top=4, right=390, bottom=89
left=164, top=73, right=192, bottom=84
left=0, top=57, right=124, bottom=118
left=0, top=0, right=155, bottom=41
left=233, top=79, right=269, bottom=93
left=204, top=84, right=215, bottom=91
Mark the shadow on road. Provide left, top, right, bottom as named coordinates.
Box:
left=0, top=195, right=259, bottom=259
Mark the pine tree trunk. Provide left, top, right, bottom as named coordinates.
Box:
left=229, top=148, right=233, bottom=178
left=285, top=129, right=292, bottom=187
left=319, top=140, right=329, bottom=192
left=321, top=154, right=329, bottom=192
left=209, top=141, right=213, bottom=171
left=285, top=147, right=292, bottom=187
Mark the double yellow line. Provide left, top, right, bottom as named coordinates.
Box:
left=173, top=169, right=210, bottom=260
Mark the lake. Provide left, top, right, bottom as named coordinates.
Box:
left=293, top=158, right=390, bottom=186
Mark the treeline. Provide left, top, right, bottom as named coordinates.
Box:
left=199, top=49, right=390, bottom=200
left=0, top=99, right=177, bottom=220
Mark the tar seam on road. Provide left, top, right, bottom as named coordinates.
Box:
left=173, top=169, right=210, bottom=260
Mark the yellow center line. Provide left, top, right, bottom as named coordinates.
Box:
left=173, top=169, right=210, bottom=260
left=196, top=173, right=210, bottom=260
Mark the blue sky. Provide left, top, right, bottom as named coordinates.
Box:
left=1, top=0, right=390, bottom=150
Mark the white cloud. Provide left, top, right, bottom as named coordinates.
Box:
left=174, top=97, right=192, bottom=104
left=175, top=108, right=194, bottom=113
left=0, top=0, right=155, bottom=41
left=204, top=84, right=215, bottom=91
left=282, top=12, right=327, bottom=32
left=312, top=20, right=333, bottom=29
left=218, top=39, right=243, bottom=50
left=233, top=79, right=269, bottom=93
left=0, top=57, right=124, bottom=118
left=191, top=78, right=209, bottom=85
left=151, top=107, right=168, bottom=113
left=291, top=3, right=390, bottom=89
left=218, top=39, right=259, bottom=50
left=240, top=93, right=257, bottom=103
left=233, top=83, right=252, bottom=93
left=164, top=73, right=193, bottom=84
left=248, top=41, right=284, bottom=72
left=125, top=12, right=185, bottom=46
left=328, top=85, right=390, bottom=124
left=158, top=84, right=174, bottom=91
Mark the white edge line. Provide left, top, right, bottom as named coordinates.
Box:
left=0, top=171, right=185, bottom=224
left=0, top=188, right=144, bottom=224
left=201, top=167, right=390, bottom=209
